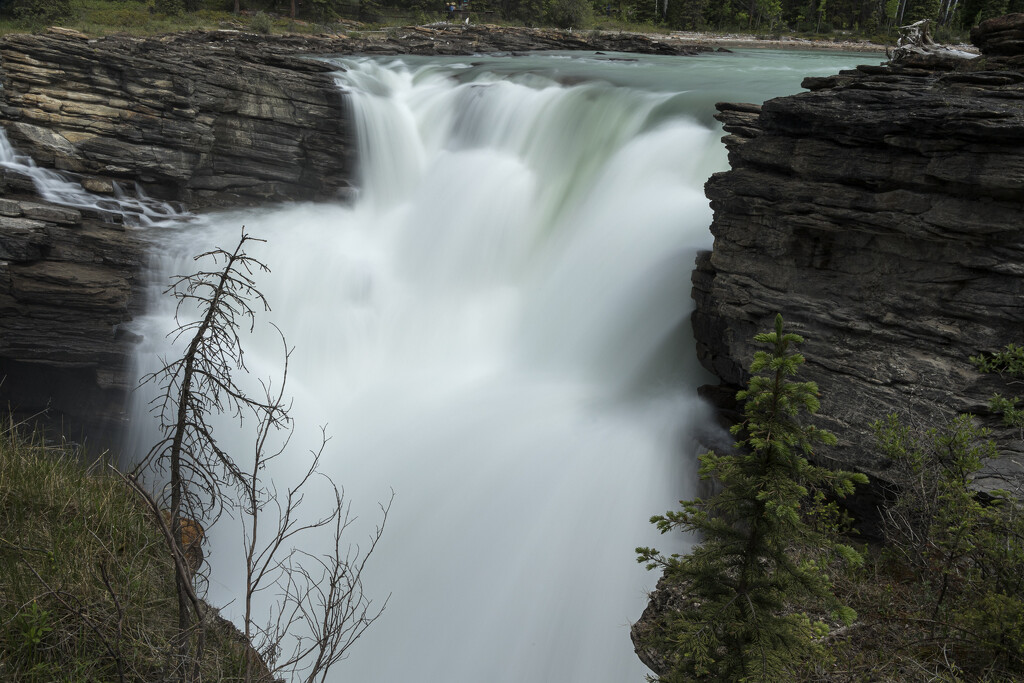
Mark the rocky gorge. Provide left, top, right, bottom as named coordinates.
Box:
left=0, top=17, right=998, bottom=492
left=2, top=15, right=1024, bottom=675
left=633, top=14, right=1024, bottom=676
left=0, top=25, right=712, bottom=441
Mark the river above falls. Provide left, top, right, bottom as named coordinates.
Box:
left=123, top=48, right=882, bottom=683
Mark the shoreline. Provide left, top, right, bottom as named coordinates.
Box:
left=662, top=31, right=890, bottom=52
left=16, top=23, right=981, bottom=56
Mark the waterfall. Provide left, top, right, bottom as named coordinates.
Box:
left=127, top=56, right=717, bottom=681
left=0, top=49, right=872, bottom=682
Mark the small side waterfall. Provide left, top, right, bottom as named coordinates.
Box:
left=0, top=49, right=874, bottom=683
left=0, top=128, right=183, bottom=225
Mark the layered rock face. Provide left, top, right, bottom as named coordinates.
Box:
left=0, top=180, right=143, bottom=444
left=0, top=31, right=356, bottom=207
left=0, top=31, right=361, bottom=443
left=634, top=15, right=1024, bottom=677
left=693, top=15, right=1024, bottom=498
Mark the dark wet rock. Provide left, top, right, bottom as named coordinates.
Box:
left=971, top=12, right=1024, bottom=57
left=0, top=191, right=142, bottom=444
left=692, top=17, right=1024, bottom=500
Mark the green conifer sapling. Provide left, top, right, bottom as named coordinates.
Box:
left=637, top=314, right=868, bottom=681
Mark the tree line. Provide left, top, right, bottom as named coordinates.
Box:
left=350, top=0, right=1021, bottom=33
left=2, top=0, right=1018, bottom=35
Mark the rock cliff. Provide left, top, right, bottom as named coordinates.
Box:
left=0, top=185, right=141, bottom=444
left=0, top=30, right=359, bottom=442
left=693, top=16, right=1024, bottom=508
left=0, top=32, right=356, bottom=208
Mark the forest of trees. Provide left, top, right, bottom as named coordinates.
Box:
left=3, top=0, right=1019, bottom=36
left=359, top=0, right=1021, bottom=34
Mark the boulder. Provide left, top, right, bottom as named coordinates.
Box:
left=971, top=12, right=1024, bottom=56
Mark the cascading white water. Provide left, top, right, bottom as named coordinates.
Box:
left=0, top=128, right=183, bottom=225
left=112, top=49, right=876, bottom=682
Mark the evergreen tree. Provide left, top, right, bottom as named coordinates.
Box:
left=637, top=315, right=867, bottom=681
left=901, top=0, right=940, bottom=22
left=665, top=0, right=709, bottom=29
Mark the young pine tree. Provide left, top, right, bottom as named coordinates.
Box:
left=637, top=314, right=868, bottom=682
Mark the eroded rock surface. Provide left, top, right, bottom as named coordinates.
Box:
left=635, top=15, right=1024, bottom=675
left=0, top=173, right=141, bottom=443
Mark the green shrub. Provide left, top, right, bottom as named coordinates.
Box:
left=546, top=0, right=591, bottom=27
left=250, top=9, right=271, bottom=31
left=870, top=413, right=1024, bottom=677
left=8, top=0, right=72, bottom=25
left=85, top=4, right=152, bottom=27
left=153, top=0, right=186, bottom=15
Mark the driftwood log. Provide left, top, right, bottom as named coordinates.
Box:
left=887, top=19, right=978, bottom=63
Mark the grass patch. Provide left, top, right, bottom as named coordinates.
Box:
left=72, top=0, right=239, bottom=35
left=0, top=421, right=248, bottom=681
left=0, top=0, right=286, bottom=36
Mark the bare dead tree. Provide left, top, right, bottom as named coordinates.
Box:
left=277, top=491, right=390, bottom=683
left=135, top=229, right=286, bottom=679
left=134, top=229, right=388, bottom=682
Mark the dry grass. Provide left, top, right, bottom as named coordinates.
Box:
left=0, top=419, right=249, bottom=681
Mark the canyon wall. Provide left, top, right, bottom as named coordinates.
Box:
left=0, top=31, right=358, bottom=442
left=634, top=15, right=1024, bottom=675
left=693, top=15, right=1024, bottom=511
left=0, top=32, right=356, bottom=208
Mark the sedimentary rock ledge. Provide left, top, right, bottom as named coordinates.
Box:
left=0, top=31, right=357, bottom=208
left=0, top=180, right=142, bottom=443
left=692, top=14, right=1024, bottom=499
